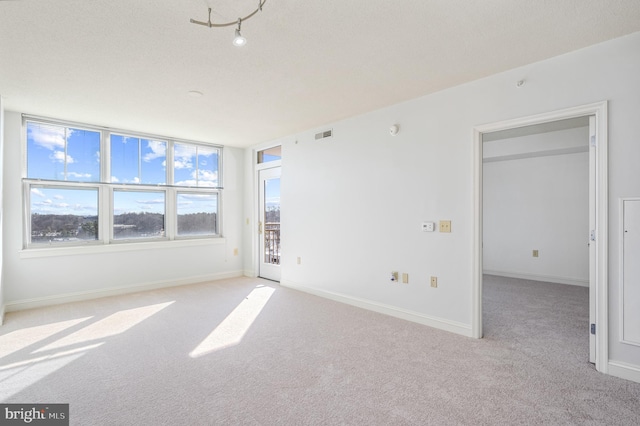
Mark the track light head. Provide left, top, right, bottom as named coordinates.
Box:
left=233, top=24, right=246, bottom=47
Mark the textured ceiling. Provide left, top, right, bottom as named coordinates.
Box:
left=1, top=0, right=640, bottom=147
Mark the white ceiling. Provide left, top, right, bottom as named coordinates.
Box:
left=1, top=0, right=640, bottom=148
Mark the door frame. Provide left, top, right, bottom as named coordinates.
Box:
left=257, top=166, right=281, bottom=281
left=472, top=101, right=608, bottom=373
left=253, top=145, right=282, bottom=280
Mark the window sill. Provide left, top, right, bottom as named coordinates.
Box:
left=19, top=238, right=227, bottom=259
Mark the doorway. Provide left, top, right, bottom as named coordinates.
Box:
left=472, top=102, right=608, bottom=373
left=258, top=166, right=281, bottom=282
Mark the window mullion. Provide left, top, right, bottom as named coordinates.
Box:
left=195, top=146, right=199, bottom=186
left=64, top=127, right=69, bottom=180
left=167, top=141, right=174, bottom=185
left=102, top=131, right=110, bottom=245
left=138, top=138, right=142, bottom=183
left=166, top=187, right=176, bottom=240
left=101, top=184, right=111, bottom=244
left=166, top=141, right=175, bottom=240
left=103, top=130, right=111, bottom=183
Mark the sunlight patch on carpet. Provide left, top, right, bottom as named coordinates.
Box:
left=0, top=343, right=104, bottom=400
left=0, top=317, right=93, bottom=360
left=33, top=301, right=174, bottom=353
left=190, top=285, right=275, bottom=357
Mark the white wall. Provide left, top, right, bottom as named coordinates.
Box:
left=249, top=33, right=640, bottom=375
left=483, top=127, right=589, bottom=286
left=0, top=95, right=4, bottom=323
left=2, top=111, right=245, bottom=309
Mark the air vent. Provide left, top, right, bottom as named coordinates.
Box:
left=315, top=129, right=333, bottom=140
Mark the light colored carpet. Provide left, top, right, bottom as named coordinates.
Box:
left=1, top=275, right=639, bottom=425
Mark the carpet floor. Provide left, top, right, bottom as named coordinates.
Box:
left=1, top=275, right=639, bottom=425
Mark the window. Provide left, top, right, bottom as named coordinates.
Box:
left=23, top=116, right=222, bottom=248
left=177, top=192, right=218, bottom=236
left=27, top=122, right=100, bottom=182
left=110, top=134, right=166, bottom=184
left=174, top=143, right=220, bottom=187
left=257, top=146, right=281, bottom=164
left=29, top=186, right=99, bottom=245
left=113, top=190, right=165, bottom=240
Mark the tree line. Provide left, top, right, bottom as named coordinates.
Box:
left=31, top=211, right=217, bottom=241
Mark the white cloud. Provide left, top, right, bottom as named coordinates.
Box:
left=174, top=144, right=196, bottom=157
left=42, top=199, right=52, bottom=205
left=198, top=148, right=217, bottom=158
left=56, top=203, right=70, bottom=208
left=198, top=170, right=218, bottom=183
left=67, top=172, right=91, bottom=179
left=31, top=188, right=46, bottom=197
left=174, top=158, right=193, bottom=170
left=49, top=151, right=74, bottom=164
left=178, top=193, right=215, bottom=200
left=143, top=140, right=166, bottom=162
left=175, top=179, right=198, bottom=186
left=137, top=198, right=165, bottom=205
left=111, top=176, right=142, bottom=184
left=174, top=144, right=196, bottom=169
left=27, top=123, right=68, bottom=151
left=53, top=195, right=64, bottom=200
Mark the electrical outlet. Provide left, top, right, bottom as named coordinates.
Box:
left=402, top=273, right=409, bottom=284
left=439, top=220, right=452, bottom=233
left=297, top=257, right=302, bottom=265
left=533, top=250, right=539, bottom=257
left=430, top=276, right=438, bottom=288
left=233, top=248, right=239, bottom=256
left=391, top=272, right=399, bottom=282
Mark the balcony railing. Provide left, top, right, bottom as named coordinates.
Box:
left=264, top=222, right=280, bottom=265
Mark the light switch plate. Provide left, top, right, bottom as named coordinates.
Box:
left=422, top=222, right=435, bottom=232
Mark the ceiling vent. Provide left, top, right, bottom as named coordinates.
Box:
left=315, top=129, right=333, bottom=140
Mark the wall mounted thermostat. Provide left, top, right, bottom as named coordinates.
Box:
left=422, top=222, right=435, bottom=232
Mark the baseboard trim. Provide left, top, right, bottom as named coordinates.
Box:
left=483, top=270, right=589, bottom=287
left=243, top=269, right=257, bottom=278
left=608, top=361, right=640, bottom=384
left=5, top=270, right=244, bottom=313
left=280, top=280, right=473, bottom=338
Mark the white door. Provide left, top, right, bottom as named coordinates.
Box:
left=258, top=167, right=281, bottom=281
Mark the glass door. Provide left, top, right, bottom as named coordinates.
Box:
left=258, top=167, right=281, bottom=281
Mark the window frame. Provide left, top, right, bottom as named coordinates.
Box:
left=22, top=115, right=223, bottom=250
left=24, top=180, right=104, bottom=248
left=110, top=187, right=168, bottom=243
left=175, top=190, right=221, bottom=239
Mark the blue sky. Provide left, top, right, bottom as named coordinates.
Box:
left=27, top=123, right=219, bottom=216
left=264, top=178, right=280, bottom=210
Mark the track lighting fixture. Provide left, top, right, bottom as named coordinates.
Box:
left=190, top=1, right=267, bottom=47
left=233, top=19, right=246, bottom=47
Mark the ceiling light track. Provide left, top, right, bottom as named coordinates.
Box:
left=190, top=1, right=267, bottom=46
